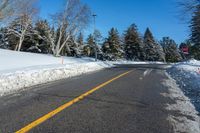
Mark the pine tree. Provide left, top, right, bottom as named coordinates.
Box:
left=190, top=5, right=200, bottom=60
left=190, top=5, right=200, bottom=45
left=93, top=30, right=104, bottom=60
left=124, top=24, right=144, bottom=60
left=0, top=27, right=10, bottom=49
left=26, top=19, right=51, bottom=54
left=76, top=32, right=84, bottom=56
left=68, top=35, right=78, bottom=57
left=93, top=29, right=103, bottom=45
left=83, top=34, right=95, bottom=57
left=160, top=37, right=182, bottom=62
left=102, top=28, right=123, bottom=60
left=156, top=43, right=166, bottom=62
left=144, top=28, right=165, bottom=61
left=77, top=32, right=84, bottom=46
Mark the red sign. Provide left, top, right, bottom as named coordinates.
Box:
left=198, top=68, right=200, bottom=74
left=181, top=46, right=189, bottom=54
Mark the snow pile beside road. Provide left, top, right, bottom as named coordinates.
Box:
left=167, top=59, right=200, bottom=112
left=108, top=59, right=165, bottom=65
left=0, top=49, right=113, bottom=96
left=163, top=74, right=200, bottom=133
left=0, top=62, right=112, bottom=96
left=172, top=59, right=200, bottom=75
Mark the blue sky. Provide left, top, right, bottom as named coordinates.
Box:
left=39, top=0, right=189, bottom=44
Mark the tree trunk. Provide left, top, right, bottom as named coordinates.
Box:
left=15, top=28, right=26, bottom=51
left=17, top=36, right=24, bottom=51
left=14, top=44, right=18, bottom=51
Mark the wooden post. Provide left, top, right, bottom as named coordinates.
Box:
left=61, top=57, right=64, bottom=65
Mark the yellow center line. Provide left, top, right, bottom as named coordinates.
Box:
left=15, top=70, right=133, bottom=133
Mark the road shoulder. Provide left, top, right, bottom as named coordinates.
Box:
left=162, top=73, right=200, bottom=133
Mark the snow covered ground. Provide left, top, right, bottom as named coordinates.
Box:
left=108, top=60, right=165, bottom=65
left=0, top=49, right=108, bottom=74
left=167, top=59, right=200, bottom=112
left=163, top=74, right=200, bottom=133
left=167, top=60, right=200, bottom=132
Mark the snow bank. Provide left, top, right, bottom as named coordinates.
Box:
left=173, top=59, right=200, bottom=74
left=162, top=73, right=200, bottom=133
left=167, top=59, right=200, bottom=112
left=108, top=59, right=165, bottom=65
left=0, top=62, right=113, bottom=96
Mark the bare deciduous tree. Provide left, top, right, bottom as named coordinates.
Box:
left=47, top=0, right=91, bottom=57
left=0, top=0, right=13, bottom=21
left=7, top=0, right=39, bottom=51
left=178, top=0, right=200, bottom=21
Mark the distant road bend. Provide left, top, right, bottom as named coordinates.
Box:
left=0, top=64, right=178, bottom=133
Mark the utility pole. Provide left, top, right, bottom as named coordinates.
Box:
left=92, top=14, right=97, bottom=61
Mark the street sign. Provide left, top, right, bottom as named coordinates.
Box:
left=181, top=46, right=189, bottom=54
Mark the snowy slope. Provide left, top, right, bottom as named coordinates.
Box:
left=167, top=59, right=200, bottom=112
left=0, top=49, right=104, bottom=74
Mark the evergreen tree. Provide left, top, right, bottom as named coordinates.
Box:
left=26, top=20, right=51, bottom=53
left=102, top=28, right=123, bottom=60
left=77, top=32, right=84, bottom=46
left=93, top=30, right=104, bottom=60
left=156, top=43, right=166, bottom=62
left=76, top=32, right=84, bottom=56
left=124, top=24, right=144, bottom=60
left=191, top=44, right=200, bottom=60
left=93, top=29, right=103, bottom=45
left=0, top=27, right=10, bottom=49
left=160, top=37, right=182, bottom=62
left=190, top=5, right=200, bottom=60
left=68, top=35, right=79, bottom=57
left=190, top=5, right=200, bottom=45
left=144, top=28, right=165, bottom=61
left=83, top=34, right=96, bottom=57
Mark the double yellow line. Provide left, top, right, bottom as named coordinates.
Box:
left=16, top=70, right=132, bottom=133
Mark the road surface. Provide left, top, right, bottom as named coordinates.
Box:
left=0, top=64, right=176, bottom=133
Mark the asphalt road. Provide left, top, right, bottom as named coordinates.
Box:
left=0, top=64, right=176, bottom=133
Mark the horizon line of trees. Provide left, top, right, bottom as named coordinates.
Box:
left=0, top=0, right=199, bottom=62
left=0, top=18, right=184, bottom=62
